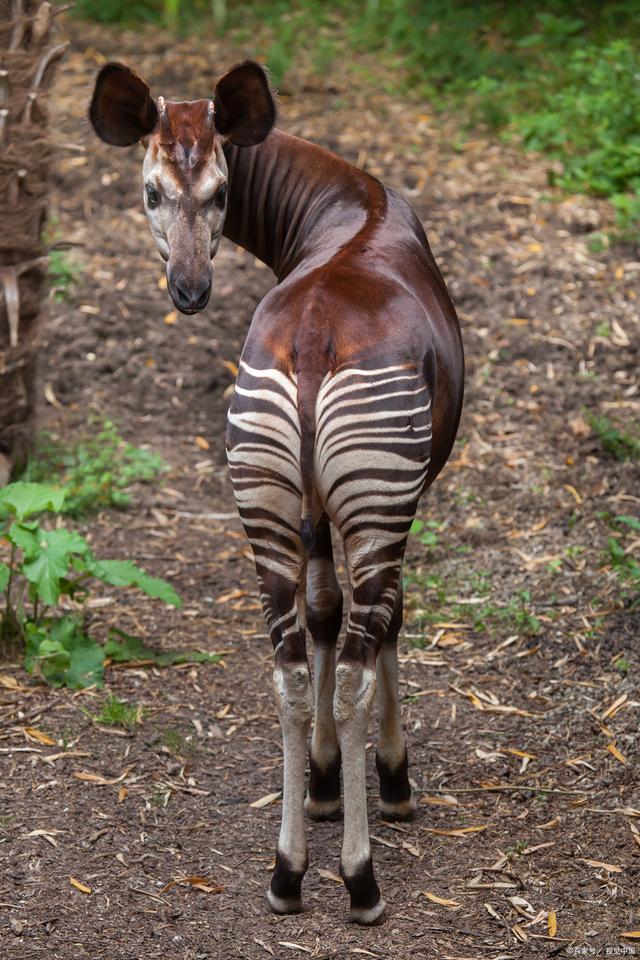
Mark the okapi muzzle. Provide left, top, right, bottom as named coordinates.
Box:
left=89, top=59, right=275, bottom=314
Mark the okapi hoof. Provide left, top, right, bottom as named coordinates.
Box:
left=341, top=857, right=386, bottom=926
left=350, top=899, right=387, bottom=926
left=267, top=851, right=305, bottom=915
left=266, top=888, right=303, bottom=915
left=304, top=793, right=342, bottom=821
left=376, top=751, right=415, bottom=821
left=379, top=793, right=417, bottom=822
left=306, top=754, right=341, bottom=820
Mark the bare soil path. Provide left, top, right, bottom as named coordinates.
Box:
left=1, top=21, right=639, bottom=960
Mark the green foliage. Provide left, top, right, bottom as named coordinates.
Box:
left=21, top=419, right=166, bottom=517
left=104, top=628, right=222, bottom=666
left=95, top=693, right=143, bottom=729
left=614, top=656, right=631, bottom=675
left=606, top=515, right=640, bottom=604
left=410, top=518, right=441, bottom=549
left=71, top=1, right=640, bottom=236
left=584, top=411, right=640, bottom=462
left=0, top=481, right=184, bottom=688
left=24, top=618, right=104, bottom=689
left=48, top=249, right=81, bottom=302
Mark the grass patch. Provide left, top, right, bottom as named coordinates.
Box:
left=49, top=248, right=81, bottom=302
left=584, top=411, right=640, bottom=462
left=606, top=515, right=640, bottom=606
left=95, top=694, right=143, bottom=729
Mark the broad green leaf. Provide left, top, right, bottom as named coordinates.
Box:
left=0, top=561, right=9, bottom=593
left=0, top=482, right=66, bottom=520
left=105, top=629, right=221, bottom=666
left=88, top=558, right=182, bottom=607
left=8, top=522, right=42, bottom=559
left=24, top=617, right=104, bottom=689
left=21, top=528, right=90, bottom=606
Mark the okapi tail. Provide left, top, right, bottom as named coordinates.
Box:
left=296, top=365, right=324, bottom=553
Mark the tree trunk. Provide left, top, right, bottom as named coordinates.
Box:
left=0, top=1, right=66, bottom=484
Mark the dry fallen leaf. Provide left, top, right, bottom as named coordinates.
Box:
left=164, top=310, right=177, bottom=324
left=250, top=791, right=282, bottom=809
left=216, top=588, right=248, bottom=605
left=69, top=876, right=92, bottom=894
left=601, top=693, right=628, bottom=720
left=402, top=840, right=420, bottom=858
left=607, top=742, right=627, bottom=765
left=195, top=435, right=210, bottom=450
left=548, top=910, right=557, bottom=937
left=0, top=674, right=24, bottom=690
left=73, top=767, right=131, bottom=785
left=425, top=825, right=487, bottom=837
left=23, top=727, right=56, bottom=746
left=423, top=891, right=460, bottom=908
left=577, top=858, right=623, bottom=874
left=620, top=932, right=640, bottom=940
left=316, top=868, right=343, bottom=884
left=422, top=794, right=459, bottom=806
left=278, top=944, right=312, bottom=954
left=20, top=829, right=62, bottom=847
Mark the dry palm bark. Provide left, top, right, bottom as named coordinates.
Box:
left=0, top=1, right=65, bottom=482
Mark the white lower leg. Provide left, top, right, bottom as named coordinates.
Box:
left=335, top=662, right=385, bottom=924
left=267, top=660, right=312, bottom=914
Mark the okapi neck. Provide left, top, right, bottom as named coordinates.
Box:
left=222, top=128, right=384, bottom=282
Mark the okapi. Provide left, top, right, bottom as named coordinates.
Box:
left=89, top=60, right=464, bottom=924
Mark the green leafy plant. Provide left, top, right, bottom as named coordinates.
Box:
left=0, top=481, right=183, bottom=687
left=410, top=518, right=441, bottom=549
left=584, top=411, right=640, bottom=462
left=606, top=515, right=640, bottom=605
left=21, top=419, right=166, bottom=517
left=48, top=249, right=81, bottom=302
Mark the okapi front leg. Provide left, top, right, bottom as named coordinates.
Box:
left=376, top=587, right=416, bottom=821
left=305, top=517, right=343, bottom=820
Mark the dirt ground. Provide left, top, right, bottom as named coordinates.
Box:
left=1, top=18, right=639, bottom=960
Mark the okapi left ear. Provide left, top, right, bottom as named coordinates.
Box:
left=89, top=62, right=158, bottom=147
left=214, top=61, right=276, bottom=147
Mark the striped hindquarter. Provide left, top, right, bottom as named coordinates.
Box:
left=226, top=359, right=431, bottom=923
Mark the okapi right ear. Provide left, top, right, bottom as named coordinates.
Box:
left=214, top=61, right=276, bottom=147
left=89, top=62, right=158, bottom=147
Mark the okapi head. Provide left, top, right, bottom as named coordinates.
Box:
left=89, top=61, right=276, bottom=314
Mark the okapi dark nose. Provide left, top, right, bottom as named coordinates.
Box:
left=168, top=270, right=212, bottom=315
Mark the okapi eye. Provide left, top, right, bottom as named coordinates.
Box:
left=214, top=183, right=227, bottom=208
left=146, top=184, right=161, bottom=208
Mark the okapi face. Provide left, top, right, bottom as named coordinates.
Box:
left=89, top=61, right=275, bottom=314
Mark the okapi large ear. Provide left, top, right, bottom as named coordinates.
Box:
left=214, top=61, right=276, bottom=147
left=89, top=62, right=158, bottom=147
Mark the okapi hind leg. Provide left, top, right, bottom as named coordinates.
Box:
left=305, top=516, right=343, bottom=821
left=258, top=571, right=313, bottom=916
left=376, top=585, right=416, bottom=821
left=334, top=553, right=405, bottom=925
